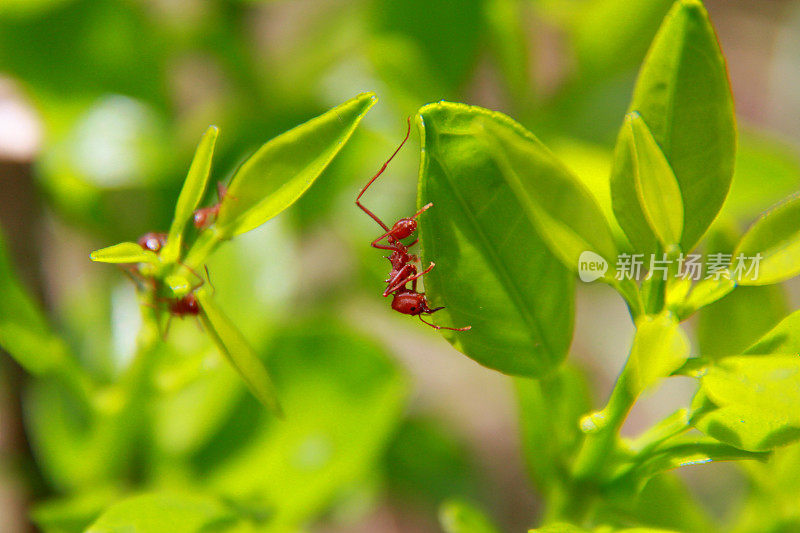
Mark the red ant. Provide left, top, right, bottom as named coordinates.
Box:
left=155, top=264, right=214, bottom=338
left=138, top=231, right=168, bottom=253
left=194, top=182, right=234, bottom=230
left=356, top=118, right=470, bottom=332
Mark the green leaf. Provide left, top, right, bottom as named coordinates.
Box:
left=697, top=285, right=788, bottom=358
left=85, top=492, right=238, bottom=533
left=197, top=290, right=282, bottom=415
left=161, top=125, right=219, bottom=264
left=611, top=112, right=683, bottom=251
left=692, top=354, right=800, bottom=451
left=627, top=313, right=689, bottom=396
left=0, top=228, right=73, bottom=377
left=439, top=498, right=501, bottom=533
left=616, top=436, right=769, bottom=489
left=745, top=309, right=800, bottom=355
left=212, top=92, right=376, bottom=238
left=733, top=194, right=800, bottom=285
left=206, top=319, right=407, bottom=531
left=89, top=242, right=158, bottom=264
left=30, top=488, right=123, bottom=533
left=477, top=108, right=619, bottom=269
left=416, top=102, right=575, bottom=377
left=627, top=0, right=736, bottom=251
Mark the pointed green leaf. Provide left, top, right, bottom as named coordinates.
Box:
left=85, top=492, right=237, bottom=533
left=612, top=112, right=683, bottom=250
left=214, top=92, right=376, bottom=238
left=626, top=0, right=736, bottom=250
left=196, top=290, right=282, bottom=415
left=698, top=285, right=787, bottom=358
left=478, top=112, right=619, bottom=270
left=692, top=354, right=800, bottom=451
left=733, top=194, right=800, bottom=285
left=745, top=309, right=800, bottom=355
left=161, top=125, right=218, bottom=263
left=440, top=499, right=501, bottom=533
left=89, top=242, right=158, bottom=264
left=416, top=102, right=575, bottom=377
left=617, top=436, right=769, bottom=489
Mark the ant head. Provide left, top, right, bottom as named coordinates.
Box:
left=138, top=232, right=167, bottom=253
left=391, top=290, right=429, bottom=316
left=390, top=218, right=417, bottom=240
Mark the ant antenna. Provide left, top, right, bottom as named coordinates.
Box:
left=356, top=117, right=412, bottom=231
left=411, top=203, right=433, bottom=219
left=419, top=314, right=472, bottom=331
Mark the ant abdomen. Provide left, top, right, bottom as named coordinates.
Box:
left=138, top=232, right=168, bottom=253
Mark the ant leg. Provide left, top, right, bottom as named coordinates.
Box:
left=383, top=264, right=417, bottom=297
left=217, top=182, right=237, bottom=202
left=385, top=262, right=433, bottom=295
left=356, top=117, right=412, bottom=231
left=419, top=314, right=471, bottom=332
left=177, top=261, right=206, bottom=290
left=371, top=230, right=400, bottom=251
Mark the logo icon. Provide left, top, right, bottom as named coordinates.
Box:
left=578, top=251, right=608, bottom=282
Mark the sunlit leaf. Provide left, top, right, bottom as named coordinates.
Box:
left=161, top=125, right=219, bottom=263
left=733, top=194, right=800, bottom=285
left=213, top=92, right=376, bottom=238
left=85, top=492, right=239, bottom=533
left=439, top=498, right=501, bottom=533
left=627, top=313, right=689, bottom=396
left=416, top=102, right=575, bottom=377
left=745, top=309, right=800, bottom=355
left=692, top=354, right=800, bottom=451
left=611, top=112, right=683, bottom=251
left=614, top=436, right=769, bottom=489
left=627, top=0, right=736, bottom=251
left=89, top=242, right=158, bottom=264
left=197, top=290, right=282, bottom=415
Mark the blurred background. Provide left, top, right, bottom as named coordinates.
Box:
left=0, top=0, right=799, bottom=531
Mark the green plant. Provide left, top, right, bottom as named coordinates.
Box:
left=416, top=1, right=800, bottom=531
left=1, top=0, right=800, bottom=532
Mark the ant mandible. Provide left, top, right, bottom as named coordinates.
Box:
left=356, top=118, right=470, bottom=332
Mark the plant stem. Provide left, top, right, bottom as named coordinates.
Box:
left=571, top=368, right=637, bottom=483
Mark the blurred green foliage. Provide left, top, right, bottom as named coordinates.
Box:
left=1, top=0, right=800, bottom=532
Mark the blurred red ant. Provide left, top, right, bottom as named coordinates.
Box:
left=356, top=118, right=470, bottom=332
left=156, top=264, right=213, bottom=338
left=138, top=231, right=168, bottom=253
left=194, top=182, right=234, bottom=230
